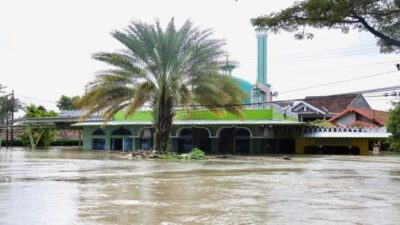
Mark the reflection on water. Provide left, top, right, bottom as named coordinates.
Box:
left=0, top=148, right=399, bottom=225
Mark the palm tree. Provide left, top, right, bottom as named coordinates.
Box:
left=77, top=19, right=246, bottom=152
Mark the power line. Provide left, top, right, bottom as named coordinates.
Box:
left=343, top=85, right=400, bottom=95
left=271, top=63, right=394, bottom=77
left=15, top=94, right=57, bottom=103
left=279, top=70, right=399, bottom=94
left=351, top=60, right=400, bottom=67
left=255, top=50, right=379, bottom=65
left=270, top=47, right=377, bottom=62
left=9, top=67, right=400, bottom=110
left=270, top=49, right=378, bottom=64
left=270, top=43, right=377, bottom=59
left=12, top=81, right=400, bottom=111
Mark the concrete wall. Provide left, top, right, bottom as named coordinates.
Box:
left=335, top=112, right=356, bottom=126
left=350, top=95, right=371, bottom=110
left=295, top=138, right=369, bottom=155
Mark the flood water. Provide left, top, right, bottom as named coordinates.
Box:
left=0, top=148, right=399, bottom=225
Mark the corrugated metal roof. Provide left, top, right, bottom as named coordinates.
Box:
left=72, top=120, right=305, bottom=127
left=24, top=116, right=102, bottom=124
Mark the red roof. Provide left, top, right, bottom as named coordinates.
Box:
left=328, top=107, right=388, bottom=126
left=304, top=94, right=360, bottom=113
left=346, top=121, right=380, bottom=128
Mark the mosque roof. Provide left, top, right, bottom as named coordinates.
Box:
left=111, top=109, right=294, bottom=121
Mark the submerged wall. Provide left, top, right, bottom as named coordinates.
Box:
left=81, top=124, right=377, bottom=155
left=295, top=138, right=369, bottom=155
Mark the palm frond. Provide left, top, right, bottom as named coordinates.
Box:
left=80, top=18, right=245, bottom=150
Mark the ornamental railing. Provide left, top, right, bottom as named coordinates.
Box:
left=303, top=126, right=387, bottom=133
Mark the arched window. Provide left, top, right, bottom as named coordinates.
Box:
left=140, top=128, right=152, bottom=150
left=178, top=128, right=193, bottom=153
left=180, top=128, right=192, bottom=137
left=92, top=129, right=105, bottom=136
left=111, top=127, right=132, bottom=136
left=92, top=128, right=105, bottom=150
left=197, top=129, right=210, bottom=138
left=235, top=128, right=250, bottom=154
left=235, top=128, right=250, bottom=137
left=141, top=128, right=152, bottom=139
left=196, top=128, right=212, bottom=153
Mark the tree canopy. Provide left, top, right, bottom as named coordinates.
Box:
left=56, top=95, right=80, bottom=111
left=252, top=0, right=400, bottom=53
left=25, top=104, right=58, bottom=118
left=19, top=104, right=58, bottom=148
left=386, top=103, right=400, bottom=151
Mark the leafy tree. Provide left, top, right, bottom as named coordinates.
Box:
left=252, top=0, right=400, bottom=53
left=386, top=103, right=400, bottom=151
left=0, top=94, right=24, bottom=125
left=56, top=95, right=80, bottom=111
left=77, top=19, right=245, bottom=152
left=19, top=104, right=58, bottom=148
left=24, top=104, right=58, bottom=118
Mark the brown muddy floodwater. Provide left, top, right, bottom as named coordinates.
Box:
left=0, top=148, right=399, bottom=225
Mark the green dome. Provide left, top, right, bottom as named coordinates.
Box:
left=233, top=76, right=251, bottom=104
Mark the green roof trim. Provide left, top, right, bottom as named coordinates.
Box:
left=177, top=109, right=272, bottom=120
left=113, top=109, right=296, bottom=121
left=114, top=111, right=153, bottom=121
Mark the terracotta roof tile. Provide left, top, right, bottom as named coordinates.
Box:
left=304, top=94, right=359, bottom=113
left=328, top=107, right=388, bottom=126
left=347, top=121, right=380, bottom=128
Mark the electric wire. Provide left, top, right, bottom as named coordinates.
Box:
left=270, top=50, right=379, bottom=64
left=270, top=47, right=378, bottom=62
left=270, top=43, right=377, bottom=59
left=279, top=70, right=398, bottom=94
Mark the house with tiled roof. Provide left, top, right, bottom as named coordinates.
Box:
left=328, top=107, right=388, bottom=128
left=290, top=94, right=371, bottom=122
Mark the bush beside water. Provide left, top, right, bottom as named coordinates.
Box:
left=159, top=148, right=205, bottom=160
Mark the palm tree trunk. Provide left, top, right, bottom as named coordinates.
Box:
left=153, top=88, right=174, bottom=153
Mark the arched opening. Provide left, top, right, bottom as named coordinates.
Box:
left=178, top=128, right=193, bottom=153
left=140, top=128, right=153, bottom=151
left=235, top=128, right=250, bottom=154
left=218, top=128, right=234, bottom=154
left=218, top=127, right=252, bottom=154
left=92, top=129, right=105, bottom=136
left=196, top=128, right=212, bottom=154
left=304, top=145, right=360, bottom=155
left=111, top=127, right=132, bottom=136
left=110, top=127, right=133, bottom=152
left=92, top=128, right=106, bottom=150
left=178, top=128, right=212, bottom=154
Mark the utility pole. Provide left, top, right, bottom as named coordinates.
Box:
left=0, top=85, right=5, bottom=149
left=10, top=90, right=14, bottom=148
left=5, top=109, right=8, bottom=148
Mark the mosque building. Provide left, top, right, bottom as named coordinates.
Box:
left=71, top=27, right=389, bottom=155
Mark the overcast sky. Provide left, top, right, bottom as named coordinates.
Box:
left=1, top=0, right=399, bottom=113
